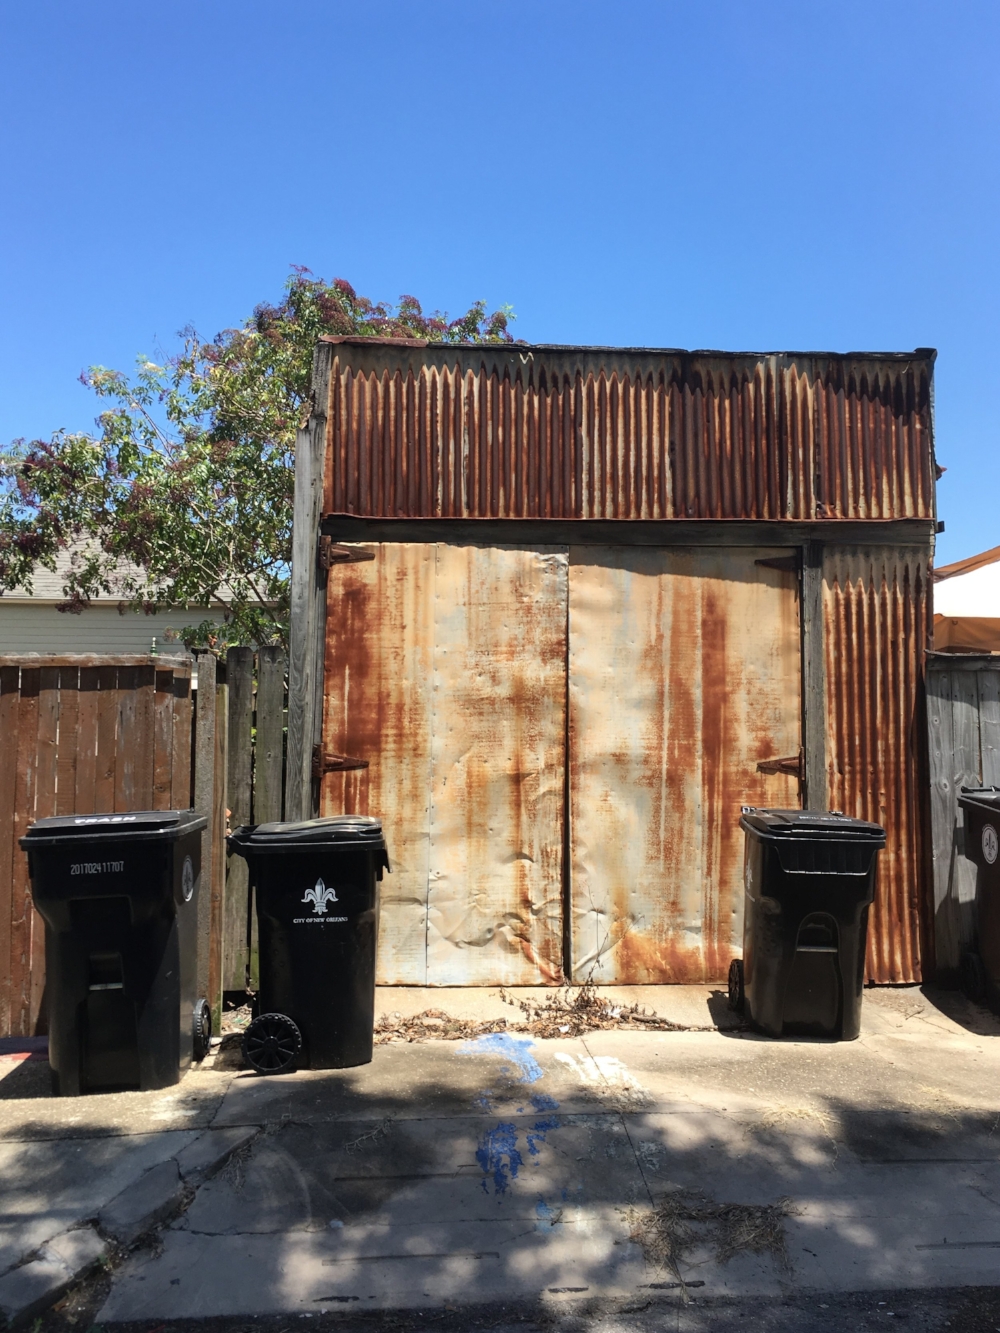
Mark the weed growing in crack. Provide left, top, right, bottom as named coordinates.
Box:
left=221, top=1141, right=255, bottom=1192
left=343, top=1116, right=394, bottom=1154
left=625, top=1189, right=795, bottom=1297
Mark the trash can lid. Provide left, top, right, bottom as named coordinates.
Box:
left=739, top=808, right=886, bottom=842
left=230, top=816, right=387, bottom=850
left=20, top=809, right=207, bottom=848
left=958, top=786, right=1000, bottom=813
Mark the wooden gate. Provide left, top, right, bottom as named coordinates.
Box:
left=220, top=645, right=286, bottom=994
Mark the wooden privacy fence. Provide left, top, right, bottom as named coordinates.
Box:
left=927, top=652, right=1000, bottom=977
left=0, top=648, right=287, bottom=1039
left=219, top=646, right=286, bottom=995
left=0, top=655, right=195, bottom=1038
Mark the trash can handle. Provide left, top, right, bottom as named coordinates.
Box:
left=244, top=873, right=255, bottom=994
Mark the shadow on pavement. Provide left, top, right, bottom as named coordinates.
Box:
left=2, top=1018, right=999, bottom=1325
left=917, top=984, right=1000, bottom=1035
left=80, top=1028, right=1000, bottom=1319
left=0, top=1055, right=51, bottom=1100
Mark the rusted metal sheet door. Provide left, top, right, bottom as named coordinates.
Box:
left=568, top=547, right=801, bottom=983
left=321, top=543, right=567, bottom=985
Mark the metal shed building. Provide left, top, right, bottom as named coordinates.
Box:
left=287, top=339, right=937, bottom=988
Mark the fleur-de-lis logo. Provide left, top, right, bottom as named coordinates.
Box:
left=302, top=878, right=338, bottom=914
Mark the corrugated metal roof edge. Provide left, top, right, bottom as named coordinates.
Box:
left=320, top=335, right=937, bottom=362
left=933, top=543, right=1000, bottom=581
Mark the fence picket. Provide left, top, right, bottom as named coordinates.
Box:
left=95, top=666, right=118, bottom=811
left=75, top=666, right=100, bottom=814
left=116, top=665, right=138, bottom=809
left=153, top=668, right=175, bottom=809
left=55, top=667, right=80, bottom=817
left=224, top=648, right=254, bottom=992
left=170, top=666, right=193, bottom=809
left=133, top=664, right=156, bottom=809
left=255, top=647, right=285, bottom=823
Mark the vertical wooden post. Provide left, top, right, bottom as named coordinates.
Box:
left=250, top=646, right=286, bottom=990
left=193, top=650, right=217, bottom=1004
left=287, top=345, right=330, bottom=822
left=255, top=647, right=286, bottom=824
left=209, top=676, right=229, bottom=1032
left=224, top=647, right=254, bottom=993
left=801, top=541, right=827, bottom=811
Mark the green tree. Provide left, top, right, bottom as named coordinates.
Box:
left=0, top=271, right=515, bottom=647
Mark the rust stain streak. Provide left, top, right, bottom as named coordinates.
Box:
left=568, top=547, right=801, bottom=984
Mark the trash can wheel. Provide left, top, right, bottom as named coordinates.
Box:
left=961, top=951, right=987, bottom=1003
left=728, top=958, right=745, bottom=1013
left=242, top=1013, right=302, bottom=1075
left=192, top=999, right=212, bottom=1062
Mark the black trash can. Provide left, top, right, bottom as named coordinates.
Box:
left=227, top=817, right=389, bottom=1074
left=956, top=787, right=1000, bottom=1009
left=20, top=810, right=209, bottom=1095
left=728, top=808, right=886, bottom=1039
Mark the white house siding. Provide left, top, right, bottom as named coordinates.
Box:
left=934, top=561, right=1000, bottom=617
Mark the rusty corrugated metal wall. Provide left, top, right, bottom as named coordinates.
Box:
left=321, top=543, right=567, bottom=985
left=824, top=548, right=933, bottom=983
left=322, top=341, right=934, bottom=523
left=313, top=342, right=936, bottom=985
left=568, top=548, right=801, bottom=983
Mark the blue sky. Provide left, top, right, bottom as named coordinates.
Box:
left=1, top=0, right=997, bottom=563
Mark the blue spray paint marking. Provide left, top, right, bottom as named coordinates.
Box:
left=526, top=1117, right=560, bottom=1156
left=535, top=1199, right=560, bottom=1229
left=476, top=1123, right=524, bottom=1194
left=529, top=1092, right=559, bottom=1112
left=459, top=1033, right=543, bottom=1084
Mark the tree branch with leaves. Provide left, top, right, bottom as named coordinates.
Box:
left=0, top=270, right=516, bottom=647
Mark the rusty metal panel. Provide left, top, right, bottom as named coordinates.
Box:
left=823, top=547, right=933, bottom=984
left=568, top=548, right=801, bottom=983
left=322, top=340, right=935, bottom=523
left=320, top=543, right=566, bottom=985
left=426, top=545, right=566, bottom=983
left=321, top=544, right=436, bottom=984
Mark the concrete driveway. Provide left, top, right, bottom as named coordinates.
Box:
left=1, top=985, right=998, bottom=1328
